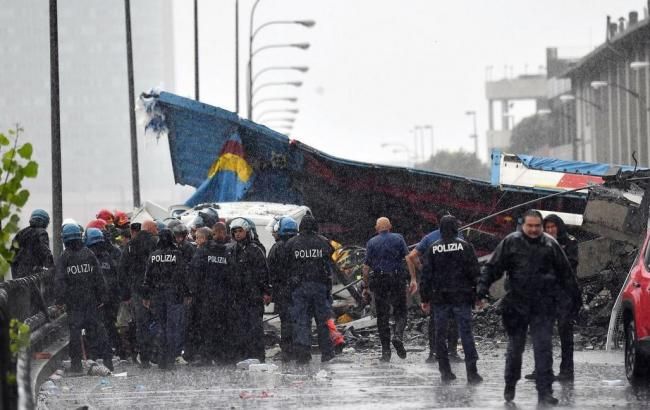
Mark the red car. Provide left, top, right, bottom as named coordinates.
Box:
left=622, top=229, right=650, bottom=382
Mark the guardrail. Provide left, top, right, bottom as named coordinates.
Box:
left=0, top=269, right=65, bottom=410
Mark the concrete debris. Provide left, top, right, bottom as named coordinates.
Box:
left=87, top=363, right=112, bottom=377
left=248, top=363, right=278, bottom=372
left=236, top=358, right=260, bottom=370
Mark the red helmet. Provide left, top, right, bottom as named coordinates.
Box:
left=86, top=219, right=107, bottom=231
left=114, top=210, right=130, bottom=228
left=96, top=209, right=114, bottom=224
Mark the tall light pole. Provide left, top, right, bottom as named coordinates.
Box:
left=247, top=13, right=314, bottom=119
left=49, top=0, right=62, bottom=256
left=465, top=110, right=478, bottom=156
left=255, top=108, right=299, bottom=122
left=194, top=0, right=199, bottom=101
left=124, top=0, right=140, bottom=208
left=235, top=0, right=239, bottom=113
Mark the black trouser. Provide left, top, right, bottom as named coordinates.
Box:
left=102, top=301, right=120, bottom=352
left=199, top=298, right=228, bottom=362
left=504, top=312, right=554, bottom=396
left=276, top=296, right=294, bottom=356
left=557, top=292, right=575, bottom=375
left=429, top=308, right=458, bottom=357
left=232, top=301, right=265, bottom=362
left=68, top=307, right=112, bottom=369
left=182, top=297, right=202, bottom=360
left=370, top=273, right=407, bottom=349
left=434, top=304, right=479, bottom=375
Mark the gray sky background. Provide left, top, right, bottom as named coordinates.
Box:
left=167, top=0, right=644, bottom=165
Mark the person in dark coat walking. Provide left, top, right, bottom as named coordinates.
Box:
left=420, top=215, right=482, bottom=383
left=477, top=210, right=580, bottom=406
left=55, top=224, right=113, bottom=373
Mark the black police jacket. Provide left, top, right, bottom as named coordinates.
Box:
left=118, top=230, right=157, bottom=299
left=268, top=238, right=291, bottom=301
left=285, top=232, right=334, bottom=286
left=11, top=226, right=54, bottom=278
left=420, top=238, right=480, bottom=305
left=177, top=240, right=197, bottom=264
left=88, top=243, right=121, bottom=303
left=230, top=239, right=270, bottom=304
left=54, top=245, right=107, bottom=311
left=478, top=232, right=580, bottom=316
left=142, top=246, right=189, bottom=302
left=189, top=240, right=230, bottom=301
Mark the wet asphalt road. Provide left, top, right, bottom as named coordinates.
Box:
left=37, top=346, right=650, bottom=409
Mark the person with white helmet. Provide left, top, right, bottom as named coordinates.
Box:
left=229, top=217, right=271, bottom=362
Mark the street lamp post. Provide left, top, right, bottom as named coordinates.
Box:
left=248, top=43, right=309, bottom=118
left=252, top=81, right=302, bottom=97
left=252, top=66, right=309, bottom=84
left=559, top=94, right=602, bottom=110
left=49, top=0, right=63, bottom=256
left=465, top=111, right=478, bottom=156
left=252, top=96, right=298, bottom=111
left=255, top=108, right=299, bottom=122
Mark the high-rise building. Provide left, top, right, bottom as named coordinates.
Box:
left=0, top=0, right=190, bottom=228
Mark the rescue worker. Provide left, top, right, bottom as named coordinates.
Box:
left=96, top=209, right=121, bottom=245
left=54, top=224, right=113, bottom=373
left=405, top=224, right=461, bottom=363
left=267, top=216, right=299, bottom=361
left=118, top=220, right=158, bottom=362
left=85, top=228, right=121, bottom=357
left=362, top=217, right=415, bottom=362
left=10, top=209, right=54, bottom=279
left=525, top=214, right=580, bottom=382
left=420, top=215, right=482, bottom=383
left=141, top=229, right=191, bottom=370
left=113, top=210, right=131, bottom=247
left=286, top=214, right=335, bottom=363
left=189, top=227, right=231, bottom=364
left=477, top=209, right=580, bottom=406
left=229, top=217, right=271, bottom=362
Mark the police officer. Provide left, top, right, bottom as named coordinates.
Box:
left=405, top=222, right=461, bottom=363
left=477, top=210, right=579, bottom=406
left=141, top=229, right=191, bottom=370
left=267, top=216, right=299, bottom=361
left=420, top=215, right=482, bottom=383
left=54, top=224, right=114, bottom=373
left=11, top=209, right=54, bottom=279
left=362, top=217, right=414, bottom=362
left=85, top=228, right=121, bottom=357
left=188, top=227, right=230, bottom=365
left=118, top=220, right=158, bottom=363
left=229, top=218, right=271, bottom=362
left=286, top=214, right=335, bottom=363
left=167, top=219, right=197, bottom=364
left=525, top=214, right=580, bottom=382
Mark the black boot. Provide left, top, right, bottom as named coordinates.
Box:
left=425, top=352, right=437, bottom=363
left=504, top=383, right=516, bottom=402
left=392, top=337, right=407, bottom=359
left=440, top=371, right=457, bottom=382
left=538, top=392, right=559, bottom=406
left=524, top=370, right=536, bottom=380
left=466, top=362, right=483, bottom=384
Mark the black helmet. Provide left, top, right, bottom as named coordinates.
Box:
left=300, top=214, right=318, bottom=233
left=198, top=207, right=219, bottom=229
left=158, top=229, right=175, bottom=248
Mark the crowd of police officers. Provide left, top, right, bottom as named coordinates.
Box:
left=11, top=206, right=580, bottom=406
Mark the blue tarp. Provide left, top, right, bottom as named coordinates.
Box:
left=516, top=154, right=645, bottom=175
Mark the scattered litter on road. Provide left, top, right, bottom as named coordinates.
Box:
left=342, top=347, right=356, bottom=354
left=113, top=372, right=128, bottom=377
left=49, top=372, right=62, bottom=381
left=239, top=390, right=274, bottom=399
left=248, top=363, right=278, bottom=372
left=88, top=363, right=112, bottom=376
left=41, top=380, right=60, bottom=395
left=315, top=370, right=328, bottom=379
left=236, top=358, right=260, bottom=370
left=602, top=379, right=625, bottom=386
left=134, top=384, right=145, bottom=392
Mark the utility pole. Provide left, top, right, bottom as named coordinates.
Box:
left=49, top=0, right=62, bottom=256
left=194, top=0, right=199, bottom=101
left=124, top=0, right=140, bottom=208
left=235, top=0, right=239, bottom=113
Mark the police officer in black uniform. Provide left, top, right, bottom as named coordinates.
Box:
left=286, top=214, right=335, bottom=363
left=477, top=209, right=579, bottom=406
left=55, top=224, right=113, bottom=373
left=141, top=229, right=191, bottom=370
left=267, top=216, right=299, bottom=361
left=229, top=218, right=271, bottom=362
left=420, top=215, right=482, bottom=383
left=11, top=209, right=54, bottom=278
left=86, top=228, right=121, bottom=357
left=189, top=227, right=231, bottom=364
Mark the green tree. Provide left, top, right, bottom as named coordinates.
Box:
left=508, top=112, right=560, bottom=154
left=0, top=126, right=39, bottom=278
left=416, top=150, right=490, bottom=180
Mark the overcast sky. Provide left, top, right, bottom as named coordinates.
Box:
left=169, top=0, right=645, bottom=165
